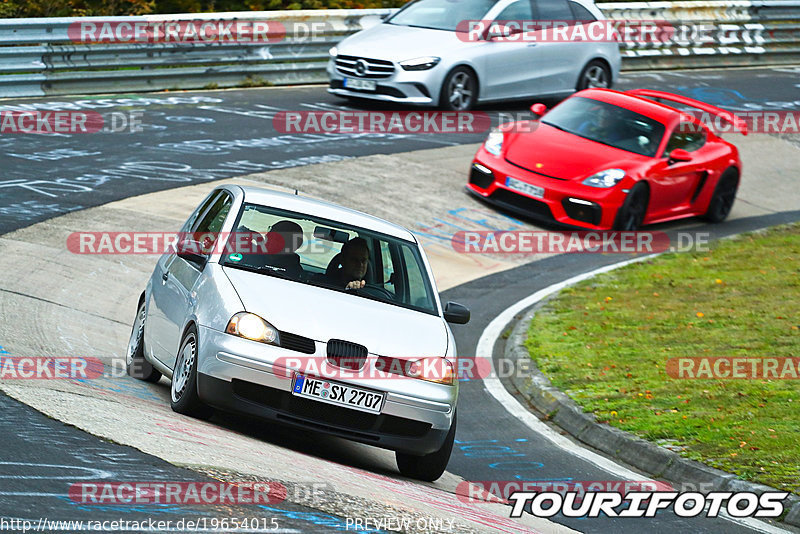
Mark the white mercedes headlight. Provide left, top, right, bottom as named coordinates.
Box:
left=399, top=56, right=441, bottom=71
left=582, top=168, right=626, bottom=188
left=484, top=129, right=504, bottom=156
left=329, top=46, right=338, bottom=57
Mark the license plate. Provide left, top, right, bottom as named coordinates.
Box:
left=506, top=176, right=544, bottom=199
left=292, top=374, right=384, bottom=414
left=343, top=78, right=377, bottom=91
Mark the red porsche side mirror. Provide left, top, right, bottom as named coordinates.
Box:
left=668, top=148, right=692, bottom=163
left=530, top=103, right=547, bottom=117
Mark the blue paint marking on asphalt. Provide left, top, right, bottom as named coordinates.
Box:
left=415, top=208, right=523, bottom=244
left=448, top=207, right=523, bottom=229
left=675, top=86, right=748, bottom=106
left=257, top=505, right=386, bottom=533
left=488, top=461, right=545, bottom=470
left=73, top=377, right=164, bottom=403
left=460, top=445, right=526, bottom=458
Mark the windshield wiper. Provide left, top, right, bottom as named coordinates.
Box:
left=391, top=23, right=452, bottom=31
left=541, top=121, right=573, bottom=135
left=222, top=262, right=292, bottom=280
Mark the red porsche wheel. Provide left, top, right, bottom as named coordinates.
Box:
left=702, top=169, right=739, bottom=223
left=613, top=183, right=648, bottom=231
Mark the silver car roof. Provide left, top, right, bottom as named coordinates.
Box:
left=228, top=185, right=417, bottom=242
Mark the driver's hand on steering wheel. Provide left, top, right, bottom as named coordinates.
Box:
left=345, top=280, right=366, bottom=290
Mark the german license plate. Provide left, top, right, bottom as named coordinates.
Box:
left=292, top=374, right=384, bottom=414
left=343, top=78, right=377, bottom=91
left=506, top=176, right=544, bottom=199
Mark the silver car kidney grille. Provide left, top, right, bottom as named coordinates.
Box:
left=335, top=55, right=395, bottom=79
left=326, top=339, right=368, bottom=370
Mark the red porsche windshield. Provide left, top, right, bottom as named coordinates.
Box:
left=541, top=97, right=666, bottom=157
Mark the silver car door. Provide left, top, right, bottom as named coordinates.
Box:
left=160, top=190, right=232, bottom=369
left=480, top=0, right=545, bottom=100
left=529, top=0, right=589, bottom=94
left=146, top=191, right=221, bottom=365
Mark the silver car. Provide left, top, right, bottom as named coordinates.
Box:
left=126, top=185, right=470, bottom=481
left=328, top=0, right=620, bottom=110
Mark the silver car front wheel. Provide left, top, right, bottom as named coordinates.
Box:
left=171, top=334, right=195, bottom=403
left=170, top=326, right=213, bottom=419
left=577, top=60, right=611, bottom=91
left=440, top=68, right=476, bottom=111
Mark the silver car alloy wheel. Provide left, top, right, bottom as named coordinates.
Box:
left=171, top=334, right=196, bottom=403
left=126, top=305, right=146, bottom=367
left=584, top=65, right=609, bottom=88
left=448, top=72, right=474, bottom=110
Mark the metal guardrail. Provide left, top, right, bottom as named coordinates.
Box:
left=603, top=0, right=800, bottom=70
left=0, top=2, right=798, bottom=98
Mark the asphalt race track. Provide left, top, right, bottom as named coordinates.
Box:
left=1, top=66, right=800, bottom=533
left=2, top=66, right=800, bottom=235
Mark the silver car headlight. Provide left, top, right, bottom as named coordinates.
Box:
left=329, top=46, right=338, bottom=58
left=226, top=312, right=280, bottom=345
left=484, top=128, right=504, bottom=156
left=399, top=56, right=441, bottom=71
left=582, top=168, right=626, bottom=188
left=377, top=356, right=455, bottom=385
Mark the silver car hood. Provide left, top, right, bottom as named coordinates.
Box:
left=223, top=266, right=449, bottom=358
left=338, top=23, right=467, bottom=61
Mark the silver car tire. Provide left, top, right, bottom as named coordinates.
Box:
left=126, top=299, right=162, bottom=383
left=170, top=325, right=213, bottom=419
left=395, top=410, right=456, bottom=481
left=440, top=68, right=477, bottom=111
left=577, top=60, right=611, bottom=91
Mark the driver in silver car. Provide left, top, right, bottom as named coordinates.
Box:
left=331, top=237, right=369, bottom=290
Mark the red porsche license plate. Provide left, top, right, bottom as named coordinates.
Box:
left=506, top=176, right=544, bottom=199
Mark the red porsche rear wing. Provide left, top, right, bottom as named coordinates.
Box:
left=626, top=89, right=748, bottom=136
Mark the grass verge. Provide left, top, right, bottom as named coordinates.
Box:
left=525, top=224, right=800, bottom=493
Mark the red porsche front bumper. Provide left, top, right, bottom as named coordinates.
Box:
left=467, top=147, right=629, bottom=230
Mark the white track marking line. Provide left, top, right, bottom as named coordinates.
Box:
left=477, top=255, right=790, bottom=534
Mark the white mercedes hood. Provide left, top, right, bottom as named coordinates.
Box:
left=338, top=23, right=468, bottom=62
left=223, top=267, right=448, bottom=358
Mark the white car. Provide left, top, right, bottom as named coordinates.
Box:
left=328, top=0, right=621, bottom=110
left=126, top=185, right=470, bottom=481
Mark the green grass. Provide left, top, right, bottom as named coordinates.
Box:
left=525, top=224, right=800, bottom=493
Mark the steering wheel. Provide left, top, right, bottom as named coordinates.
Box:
left=355, top=283, right=394, bottom=300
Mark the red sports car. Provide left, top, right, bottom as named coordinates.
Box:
left=467, top=88, right=747, bottom=231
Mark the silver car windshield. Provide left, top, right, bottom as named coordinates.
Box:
left=387, top=0, right=497, bottom=32
left=221, top=203, right=439, bottom=316
left=542, top=97, right=666, bottom=157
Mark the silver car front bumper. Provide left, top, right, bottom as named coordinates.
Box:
left=196, top=325, right=456, bottom=454
left=326, top=58, right=444, bottom=106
